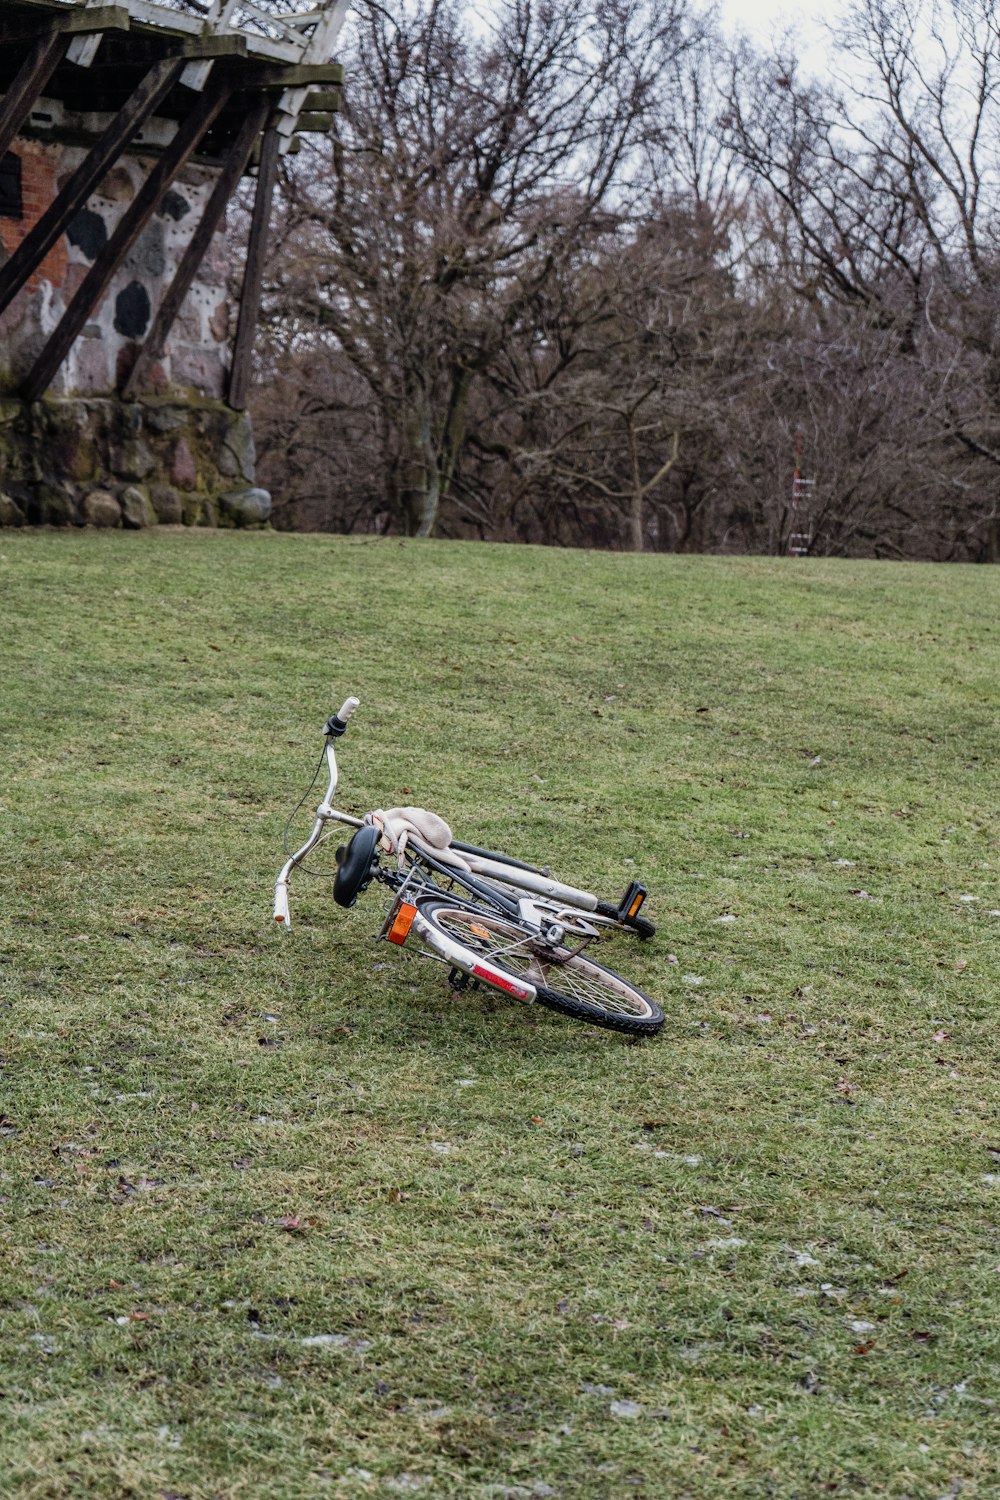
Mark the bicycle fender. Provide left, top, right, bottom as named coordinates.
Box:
left=410, top=908, right=537, bottom=1002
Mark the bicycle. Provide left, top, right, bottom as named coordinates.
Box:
left=274, top=697, right=664, bottom=1037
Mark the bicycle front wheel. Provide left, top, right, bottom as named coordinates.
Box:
left=417, top=901, right=664, bottom=1037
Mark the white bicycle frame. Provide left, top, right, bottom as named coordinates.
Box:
left=274, top=695, right=606, bottom=948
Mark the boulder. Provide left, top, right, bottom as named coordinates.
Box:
left=218, top=410, right=256, bottom=482
left=170, top=437, right=198, bottom=490
left=181, top=492, right=205, bottom=527
left=30, top=483, right=78, bottom=526
left=149, top=484, right=182, bottom=525
left=143, top=403, right=189, bottom=435
left=112, top=434, right=156, bottom=480
left=0, top=493, right=25, bottom=526
left=218, top=487, right=271, bottom=527
left=82, top=489, right=122, bottom=527
left=120, top=485, right=157, bottom=529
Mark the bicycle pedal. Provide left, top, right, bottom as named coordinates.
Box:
left=617, top=881, right=648, bottom=921
left=448, top=967, right=471, bottom=992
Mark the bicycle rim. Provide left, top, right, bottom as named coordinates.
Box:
left=417, top=901, right=664, bottom=1036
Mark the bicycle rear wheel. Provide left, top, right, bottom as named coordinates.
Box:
left=417, top=900, right=663, bottom=1037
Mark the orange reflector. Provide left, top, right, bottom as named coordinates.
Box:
left=627, top=892, right=646, bottom=918
left=470, top=923, right=491, bottom=940
left=387, top=902, right=417, bottom=945
left=275, top=914, right=285, bottom=922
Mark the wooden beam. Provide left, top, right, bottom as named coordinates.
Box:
left=22, top=78, right=234, bottom=402
left=227, top=121, right=280, bottom=411
left=0, top=55, right=184, bottom=316
left=293, top=112, right=334, bottom=132
left=0, top=31, right=69, bottom=161
left=87, top=32, right=248, bottom=69
left=241, top=63, right=345, bottom=89
left=303, top=91, right=342, bottom=111
left=0, top=0, right=307, bottom=65
left=0, top=6, right=130, bottom=46
left=97, top=0, right=305, bottom=63
left=122, top=98, right=271, bottom=401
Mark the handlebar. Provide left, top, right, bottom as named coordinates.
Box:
left=324, top=696, right=360, bottom=738
left=274, top=694, right=362, bottom=927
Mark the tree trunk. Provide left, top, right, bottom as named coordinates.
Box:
left=415, top=407, right=441, bottom=538
left=438, top=364, right=473, bottom=509
left=627, top=420, right=644, bottom=552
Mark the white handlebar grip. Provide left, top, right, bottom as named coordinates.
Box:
left=337, top=696, right=360, bottom=722
left=274, top=882, right=290, bottom=925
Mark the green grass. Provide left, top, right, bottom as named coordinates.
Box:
left=1, top=531, right=998, bottom=1499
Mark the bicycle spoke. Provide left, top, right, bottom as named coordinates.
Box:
left=429, top=906, right=654, bottom=1021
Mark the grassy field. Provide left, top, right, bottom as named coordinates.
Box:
left=1, top=531, right=998, bottom=1500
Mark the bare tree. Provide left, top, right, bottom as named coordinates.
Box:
left=723, top=0, right=1000, bottom=559
left=258, top=0, right=688, bottom=536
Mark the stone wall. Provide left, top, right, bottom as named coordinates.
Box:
left=0, top=120, right=270, bottom=528
left=0, top=395, right=269, bottom=529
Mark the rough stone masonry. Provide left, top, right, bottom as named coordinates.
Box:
left=0, top=134, right=269, bottom=529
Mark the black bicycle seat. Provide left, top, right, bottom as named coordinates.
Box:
left=333, top=823, right=381, bottom=908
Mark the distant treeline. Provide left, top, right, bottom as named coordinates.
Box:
left=247, top=0, right=1000, bottom=560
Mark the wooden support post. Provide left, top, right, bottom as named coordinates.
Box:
left=227, top=122, right=280, bottom=411
left=0, top=31, right=70, bottom=161
left=22, top=79, right=234, bottom=402
left=0, top=56, right=185, bottom=315
left=122, top=98, right=271, bottom=400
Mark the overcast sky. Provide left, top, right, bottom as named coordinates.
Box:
left=718, top=0, right=838, bottom=76
left=718, top=0, right=833, bottom=41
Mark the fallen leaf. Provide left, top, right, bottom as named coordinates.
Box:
left=853, top=1340, right=875, bottom=1355
left=531, top=1116, right=545, bottom=1125
left=932, top=1030, right=951, bottom=1042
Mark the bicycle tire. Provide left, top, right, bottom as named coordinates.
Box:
left=416, top=900, right=664, bottom=1037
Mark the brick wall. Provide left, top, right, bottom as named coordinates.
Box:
left=0, top=140, right=69, bottom=293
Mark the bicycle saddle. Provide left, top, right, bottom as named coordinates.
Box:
left=333, top=823, right=381, bottom=907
